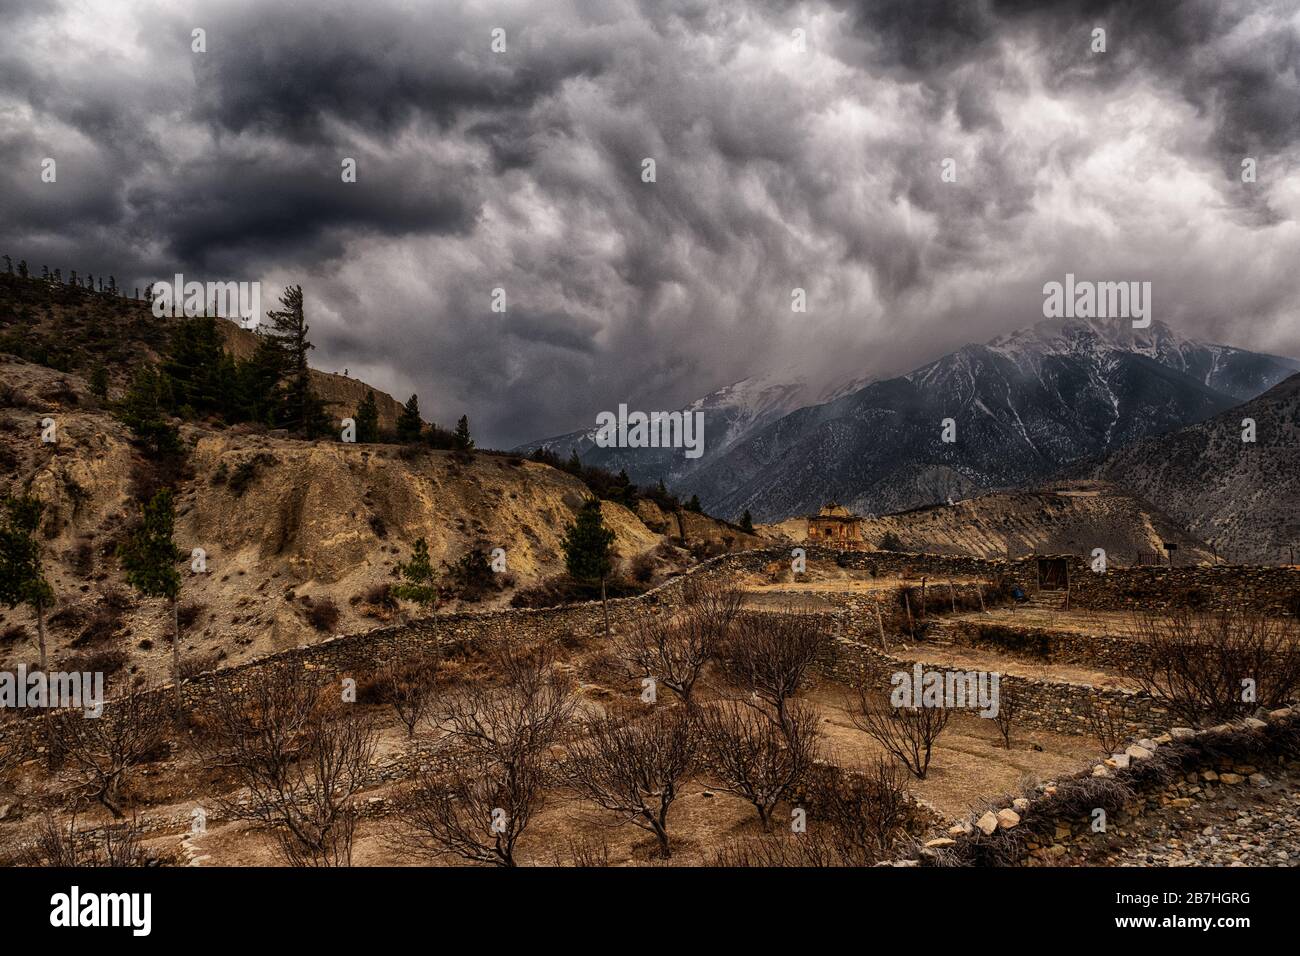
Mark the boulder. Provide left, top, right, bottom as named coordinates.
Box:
left=976, top=811, right=999, bottom=835
left=996, top=809, right=1021, bottom=829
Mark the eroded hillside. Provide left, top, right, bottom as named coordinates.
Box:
left=0, top=355, right=736, bottom=679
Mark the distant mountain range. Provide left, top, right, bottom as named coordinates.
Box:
left=519, top=317, right=1298, bottom=523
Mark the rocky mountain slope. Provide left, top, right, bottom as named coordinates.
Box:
left=762, top=481, right=1213, bottom=564
left=676, top=318, right=1298, bottom=521
left=0, top=356, right=757, bottom=680
left=1096, top=373, right=1300, bottom=565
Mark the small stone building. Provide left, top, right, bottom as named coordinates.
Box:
left=807, top=502, right=866, bottom=549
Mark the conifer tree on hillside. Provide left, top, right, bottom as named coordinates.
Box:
left=163, top=316, right=227, bottom=415
left=739, top=510, right=755, bottom=534
left=392, top=538, right=440, bottom=609
left=397, top=394, right=422, bottom=443
left=118, top=490, right=184, bottom=706
left=118, top=366, right=181, bottom=456
left=89, top=363, right=109, bottom=401
left=0, top=495, right=54, bottom=669
left=452, top=415, right=473, bottom=452
left=262, top=285, right=329, bottom=436
left=562, top=498, right=617, bottom=637
left=355, top=390, right=380, bottom=443
left=686, top=495, right=702, bottom=514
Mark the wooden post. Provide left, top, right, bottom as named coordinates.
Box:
left=874, top=601, right=888, bottom=651
left=977, top=582, right=986, bottom=613
left=947, top=579, right=957, bottom=614
left=903, top=591, right=914, bottom=640
left=919, top=577, right=927, bottom=619
left=1064, top=562, right=1071, bottom=612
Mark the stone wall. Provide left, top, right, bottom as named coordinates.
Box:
left=6, top=545, right=1290, bottom=758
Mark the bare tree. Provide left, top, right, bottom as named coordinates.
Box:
left=722, top=608, right=826, bottom=734
left=51, top=683, right=170, bottom=818
left=390, top=641, right=574, bottom=866
left=1083, top=696, right=1128, bottom=755
left=565, top=708, right=697, bottom=858
left=1130, top=611, right=1300, bottom=726
left=617, top=577, right=741, bottom=704
left=850, top=689, right=950, bottom=779
left=696, top=697, right=819, bottom=829
left=990, top=681, right=1019, bottom=749
left=198, top=669, right=376, bottom=866
left=377, top=650, right=439, bottom=737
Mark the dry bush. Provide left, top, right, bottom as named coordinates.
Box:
left=709, top=829, right=847, bottom=867
left=721, top=608, right=826, bottom=734
left=177, top=650, right=222, bottom=681
left=800, top=759, right=921, bottom=862
left=1082, top=696, right=1128, bottom=755
left=375, top=650, right=440, bottom=737
left=20, top=812, right=150, bottom=867
left=565, top=707, right=697, bottom=858
left=850, top=689, right=950, bottom=779
left=616, top=577, right=742, bottom=703
left=551, top=836, right=613, bottom=867
left=176, top=601, right=205, bottom=629
left=197, top=669, right=376, bottom=866
left=305, top=597, right=341, bottom=633
left=50, top=682, right=171, bottom=818
left=1130, top=611, right=1300, bottom=725
left=389, top=641, right=574, bottom=866
left=695, top=697, right=819, bottom=829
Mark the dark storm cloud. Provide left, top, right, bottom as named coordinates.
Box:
left=1, top=0, right=1298, bottom=448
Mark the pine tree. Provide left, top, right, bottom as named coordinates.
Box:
left=263, top=285, right=328, bottom=436
left=562, top=498, right=616, bottom=637
left=89, top=363, right=109, bottom=401
left=739, top=510, right=755, bottom=534
left=119, top=490, right=183, bottom=705
left=392, top=538, right=440, bottom=609
left=162, top=316, right=226, bottom=415
left=117, top=366, right=181, bottom=456
left=396, top=394, right=422, bottom=443
left=452, top=415, right=474, bottom=451
left=355, top=390, right=380, bottom=443
left=566, top=449, right=582, bottom=474
left=686, top=494, right=702, bottom=513
left=0, top=495, right=54, bottom=669
left=17, top=260, right=28, bottom=278
left=2, top=255, right=11, bottom=274
left=562, top=499, right=615, bottom=584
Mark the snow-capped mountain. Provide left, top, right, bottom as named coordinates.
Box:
left=671, top=317, right=1299, bottom=522
left=513, top=368, right=871, bottom=486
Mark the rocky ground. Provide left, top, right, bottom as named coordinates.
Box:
left=1061, top=760, right=1300, bottom=867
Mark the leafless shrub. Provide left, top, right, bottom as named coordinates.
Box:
left=1082, top=696, right=1128, bottom=755
left=50, top=683, right=170, bottom=818
left=1130, top=611, right=1300, bottom=725
left=551, top=835, right=613, bottom=867
left=850, top=689, right=950, bottom=779
left=376, top=651, right=440, bottom=737
left=617, top=577, right=742, bottom=703
left=389, top=641, right=574, bottom=866
left=197, top=669, right=376, bottom=866
left=305, top=597, right=341, bottom=632
left=696, top=697, right=819, bottom=829
left=801, top=758, right=920, bottom=861
left=709, top=829, right=848, bottom=867
left=565, top=707, right=697, bottom=858
left=722, top=608, right=826, bottom=734
left=20, top=812, right=150, bottom=867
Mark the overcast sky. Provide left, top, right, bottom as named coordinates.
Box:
left=2, top=0, right=1299, bottom=447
